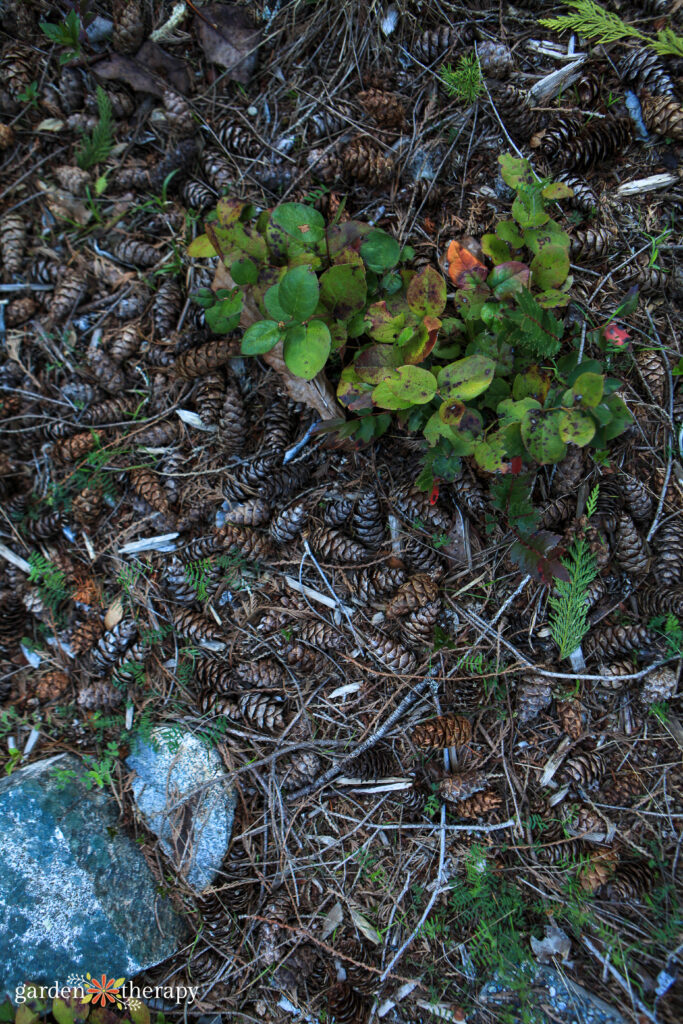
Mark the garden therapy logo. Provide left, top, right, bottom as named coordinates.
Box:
left=66, top=975, right=142, bottom=1011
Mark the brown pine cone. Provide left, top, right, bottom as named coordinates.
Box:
left=596, top=659, right=634, bottom=689
left=163, top=89, right=195, bottom=136
left=365, top=631, right=417, bottom=674
left=310, top=527, right=369, bottom=564
left=327, top=981, right=368, bottom=1024
left=456, top=789, right=502, bottom=819
left=652, top=522, right=683, bottom=587
left=347, top=743, right=400, bottom=781
left=0, top=594, right=27, bottom=652
left=129, top=467, right=170, bottom=517
left=640, top=665, right=678, bottom=706
left=71, top=488, right=104, bottom=527
left=341, top=137, right=395, bottom=186
left=5, top=296, right=38, bottom=325
left=70, top=618, right=104, bottom=656
left=584, top=624, right=659, bottom=662
left=439, top=769, right=487, bottom=803
left=560, top=750, right=605, bottom=787
left=174, top=338, right=240, bottom=378
left=556, top=698, right=583, bottom=741
left=34, top=670, right=70, bottom=703
left=412, top=713, right=471, bottom=750
left=216, top=524, right=273, bottom=561
left=639, top=585, right=683, bottom=619
left=51, top=430, right=103, bottom=465
left=357, top=88, right=405, bottom=129
left=174, top=608, right=225, bottom=644
left=270, top=504, right=307, bottom=545
left=602, top=771, right=643, bottom=806
left=517, top=674, right=552, bottom=724
left=579, top=848, right=619, bottom=892
left=491, top=83, right=536, bottom=142
left=78, top=680, right=123, bottom=710
left=558, top=116, right=633, bottom=172
left=602, top=858, right=654, bottom=901
left=194, top=372, right=226, bottom=425
left=392, top=484, right=452, bottom=531
left=641, top=93, right=683, bottom=140
left=385, top=574, right=440, bottom=617
left=336, top=938, right=378, bottom=995
left=352, top=490, right=385, bottom=550
left=570, top=226, right=614, bottom=260
left=401, top=600, right=441, bottom=647
left=112, top=0, right=147, bottom=54
left=620, top=475, right=652, bottom=524
left=238, top=691, right=288, bottom=732
left=614, top=513, right=650, bottom=576
left=0, top=212, right=26, bottom=279
left=217, top=382, right=247, bottom=454
left=636, top=349, right=666, bottom=404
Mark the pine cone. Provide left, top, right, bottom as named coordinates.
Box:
left=174, top=608, right=225, bottom=644
left=218, top=382, right=248, bottom=454
left=296, top=618, right=346, bottom=652
left=602, top=771, right=643, bottom=806
left=491, top=83, right=536, bottom=142
left=534, top=820, right=585, bottom=864
left=0, top=212, right=26, bottom=279
left=584, top=624, right=659, bottom=662
left=196, top=658, right=239, bottom=694
left=555, top=174, right=599, bottom=215
left=238, top=692, right=288, bottom=732
left=652, top=522, right=683, bottom=587
left=336, top=938, right=378, bottom=995
left=618, top=49, right=675, bottom=96
left=517, top=674, right=552, bottom=724
left=90, top=618, right=138, bottom=673
left=218, top=122, right=261, bottom=158
left=174, top=338, right=239, bottom=379
left=327, top=981, right=367, bottom=1024
left=385, top=574, right=439, bottom=617
left=112, top=0, right=147, bottom=54
left=602, top=858, right=654, bottom=901
left=52, top=430, right=103, bottom=465
left=614, top=513, right=649, bottom=576
left=636, top=349, right=666, bottom=404
left=21, top=511, right=65, bottom=542
left=620, top=475, right=652, bottom=524
left=182, top=179, right=215, bottom=212
left=455, top=789, right=502, bottom=819
left=559, top=116, right=633, bottom=172
left=352, top=490, right=385, bottom=550
left=439, top=770, right=487, bottom=803
left=347, top=743, right=400, bottom=780
left=570, top=226, right=614, bottom=260
left=413, top=24, right=475, bottom=63
left=225, top=498, right=272, bottom=528
left=34, top=670, right=70, bottom=703
left=163, top=89, right=195, bottom=136
left=341, top=138, right=394, bottom=186
left=234, top=658, right=285, bottom=689
left=532, top=115, right=584, bottom=159
left=401, top=600, right=440, bottom=647
left=129, top=468, right=170, bottom=517
left=366, top=631, right=417, bottom=674
left=270, top=504, right=307, bottom=544
left=411, top=714, right=471, bottom=750
left=49, top=269, right=88, bottom=322
left=70, top=618, right=104, bottom=655
left=310, top=527, right=369, bottom=564
left=551, top=446, right=586, bottom=496
left=560, top=750, right=605, bottom=787
left=5, top=296, right=38, bottom=325
left=641, top=93, right=683, bottom=140
left=640, top=666, right=678, bottom=706
left=217, top=524, right=273, bottom=561
left=539, top=495, right=574, bottom=530
left=78, top=680, right=123, bottom=710
left=579, top=848, right=619, bottom=892
left=596, top=659, right=633, bottom=689
left=556, top=698, right=583, bottom=741
left=393, top=485, right=452, bottom=531
left=357, top=88, right=405, bottom=129
left=639, top=585, right=683, bottom=619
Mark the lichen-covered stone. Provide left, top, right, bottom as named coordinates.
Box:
left=0, top=754, right=187, bottom=996
left=127, top=728, right=237, bottom=892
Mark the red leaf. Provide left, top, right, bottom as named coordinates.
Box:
left=510, top=456, right=523, bottom=475
left=429, top=482, right=440, bottom=505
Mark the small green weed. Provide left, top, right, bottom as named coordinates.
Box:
left=76, top=86, right=114, bottom=170
left=39, top=9, right=82, bottom=63
left=17, top=81, right=39, bottom=107
left=27, top=552, right=72, bottom=612
left=648, top=613, right=682, bottom=657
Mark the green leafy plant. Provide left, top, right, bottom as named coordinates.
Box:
left=439, top=55, right=484, bottom=103
left=540, top=0, right=683, bottom=58
left=76, top=86, right=114, bottom=170
left=189, top=156, right=632, bottom=498
left=184, top=558, right=214, bottom=602
left=648, top=613, right=683, bottom=657
left=17, top=81, right=39, bottom=107
left=548, top=536, right=599, bottom=659
left=39, top=9, right=83, bottom=63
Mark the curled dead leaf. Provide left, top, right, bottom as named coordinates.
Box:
left=195, top=3, right=261, bottom=83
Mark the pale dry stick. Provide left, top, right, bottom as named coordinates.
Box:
left=300, top=539, right=363, bottom=648
left=490, top=574, right=531, bottom=626
left=368, top=819, right=516, bottom=834
left=582, top=936, right=656, bottom=1023
left=586, top=242, right=651, bottom=307
left=643, top=309, right=676, bottom=544
left=480, top=78, right=525, bottom=160
left=379, top=804, right=447, bottom=983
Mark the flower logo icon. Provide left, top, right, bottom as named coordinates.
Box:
left=82, top=974, right=126, bottom=1008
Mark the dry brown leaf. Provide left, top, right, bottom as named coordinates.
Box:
left=93, top=54, right=164, bottom=97
left=195, top=3, right=261, bottom=83
left=104, top=595, right=125, bottom=631
left=136, top=41, right=192, bottom=94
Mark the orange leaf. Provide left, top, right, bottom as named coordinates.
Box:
left=446, top=239, right=487, bottom=288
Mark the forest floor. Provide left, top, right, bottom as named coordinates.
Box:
left=0, top=2, right=682, bottom=1023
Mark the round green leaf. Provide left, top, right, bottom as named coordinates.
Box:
left=496, top=219, right=524, bottom=248
left=230, top=257, right=258, bottom=286
left=487, top=261, right=530, bottom=299
left=372, top=365, right=437, bottom=410
left=481, top=234, right=511, bottom=265
left=270, top=202, right=325, bottom=245
left=278, top=265, right=319, bottom=320
left=520, top=409, right=567, bottom=464
left=283, top=320, right=331, bottom=379
left=438, top=398, right=466, bottom=425
left=319, top=263, right=367, bottom=321
left=361, top=229, right=401, bottom=273
left=473, top=431, right=508, bottom=472
left=571, top=371, right=603, bottom=407
left=558, top=408, right=596, bottom=446
left=437, top=355, right=496, bottom=401
left=264, top=283, right=289, bottom=321
left=204, top=292, right=243, bottom=335
left=530, top=244, right=570, bottom=290
left=512, top=186, right=549, bottom=228
left=406, top=265, right=447, bottom=317
left=187, top=234, right=217, bottom=258
left=242, top=320, right=282, bottom=355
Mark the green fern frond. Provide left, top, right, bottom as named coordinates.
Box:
left=548, top=537, right=598, bottom=659
left=585, top=482, right=599, bottom=519
left=76, top=85, right=113, bottom=170
left=184, top=558, right=212, bottom=602
left=27, top=552, right=72, bottom=610
left=539, top=1, right=644, bottom=45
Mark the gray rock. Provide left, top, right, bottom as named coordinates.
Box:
left=0, top=754, right=187, bottom=997
left=127, top=728, right=236, bottom=892
left=480, top=964, right=627, bottom=1024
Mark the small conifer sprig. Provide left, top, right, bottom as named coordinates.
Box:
left=548, top=539, right=598, bottom=659
left=541, top=1, right=683, bottom=59
left=76, top=86, right=114, bottom=170
left=439, top=55, right=484, bottom=104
